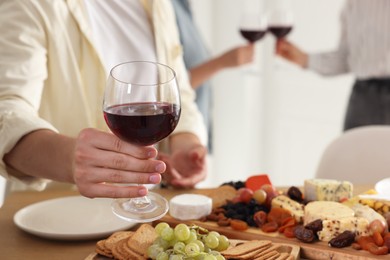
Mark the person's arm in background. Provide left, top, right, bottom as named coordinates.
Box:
left=276, top=1, right=350, bottom=76
left=189, top=44, right=255, bottom=88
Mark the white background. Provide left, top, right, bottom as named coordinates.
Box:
left=191, top=0, right=353, bottom=187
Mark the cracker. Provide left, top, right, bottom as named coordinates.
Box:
left=275, top=252, right=291, bottom=260
left=221, top=240, right=272, bottom=257
left=111, top=239, right=129, bottom=260
left=127, top=224, right=158, bottom=256
left=121, top=240, right=146, bottom=260
left=95, top=239, right=113, bottom=258
left=254, top=250, right=279, bottom=260
left=105, top=231, right=134, bottom=250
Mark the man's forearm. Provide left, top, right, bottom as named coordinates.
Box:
left=3, top=129, right=76, bottom=183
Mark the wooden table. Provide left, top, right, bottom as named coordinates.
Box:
left=0, top=185, right=375, bottom=259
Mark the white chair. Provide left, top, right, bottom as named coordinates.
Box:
left=315, top=125, right=390, bottom=185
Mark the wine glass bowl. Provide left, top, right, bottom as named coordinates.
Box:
left=103, top=61, right=181, bottom=222
left=267, top=8, right=294, bottom=39
left=239, top=13, right=268, bottom=43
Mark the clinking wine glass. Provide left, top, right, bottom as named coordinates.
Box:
left=103, top=61, right=181, bottom=222
left=268, top=8, right=294, bottom=68
left=239, top=13, right=268, bottom=43
left=239, top=12, right=267, bottom=74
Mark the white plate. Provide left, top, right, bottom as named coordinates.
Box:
left=14, top=196, right=136, bottom=240
left=375, top=178, right=390, bottom=196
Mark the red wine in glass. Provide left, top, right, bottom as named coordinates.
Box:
left=104, top=102, right=180, bottom=146
left=240, top=29, right=267, bottom=43
left=103, top=61, right=181, bottom=222
left=268, top=25, right=293, bottom=39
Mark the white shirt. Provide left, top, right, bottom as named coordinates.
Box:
left=84, top=0, right=156, bottom=74
left=308, top=0, right=390, bottom=80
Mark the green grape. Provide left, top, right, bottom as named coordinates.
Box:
left=154, top=237, right=170, bottom=250
left=156, top=251, right=169, bottom=260
left=161, top=226, right=174, bottom=241
left=215, top=255, right=225, bottom=260
left=155, top=222, right=170, bottom=236
left=147, top=244, right=164, bottom=259
left=174, top=223, right=191, bottom=241
left=170, top=254, right=184, bottom=260
left=194, top=240, right=205, bottom=252
left=173, top=241, right=186, bottom=253
left=208, top=231, right=220, bottom=239
left=215, top=235, right=229, bottom=251
left=204, top=234, right=219, bottom=249
left=184, top=229, right=197, bottom=244
left=184, top=242, right=201, bottom=257
left=203, top=254, right=217, bottom=260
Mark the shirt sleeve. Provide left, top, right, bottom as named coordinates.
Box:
left=0, top=1, right=58, bottom=180
left=307, top=1, right=350, bottom=76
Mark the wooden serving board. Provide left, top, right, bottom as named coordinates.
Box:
left=85, top=239, right=300, bottom=260
left=155, top=215, right=388, bottom=260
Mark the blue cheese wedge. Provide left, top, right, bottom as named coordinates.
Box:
left=169, top=194, right=212, bottom=220
left=318, top=217, right=369, bottom=242
left=271, top=195, right=305, bottom=223
left=304, top=201, right=355, bottom=225
left=304, top=179, right=353, bottom=202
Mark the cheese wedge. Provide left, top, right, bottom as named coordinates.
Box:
left=271, top=195, right=304, bottom=223
left=318, top=217, right=369, bottom=242
left=304, top=179, right=353, bottom=202
left=304, top=201, right=355, bottom=225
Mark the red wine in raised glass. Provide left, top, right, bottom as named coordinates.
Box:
left=104, top=102, right=180, bottom=146
left=240, top=29, right=267, bottom=43
left=268, top=25, right=293, bottom=39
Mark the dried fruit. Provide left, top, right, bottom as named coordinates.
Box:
left=230, top=219, right=248, bottom=231
left=328, top=231, right=355, bottom=248
left=294, top=225, right=316, bottom=243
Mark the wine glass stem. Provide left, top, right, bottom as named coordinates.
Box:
left=131, top=195, right=151, bottom=209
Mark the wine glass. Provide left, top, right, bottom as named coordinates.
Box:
left=239, top=13, right=268, bottom=43
left=268, top=8, right=294, bottom=68
left=268, top=8, right=293, bottom=39
left=103, top=61, right=181, bottom=222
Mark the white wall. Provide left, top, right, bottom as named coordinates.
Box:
left=191, top=0, right=353, bottom=187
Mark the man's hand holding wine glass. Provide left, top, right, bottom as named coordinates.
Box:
left=72, top=128, right=166, bottom=199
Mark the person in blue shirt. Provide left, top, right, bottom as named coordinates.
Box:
left=172, top=0, right=255, bottom=152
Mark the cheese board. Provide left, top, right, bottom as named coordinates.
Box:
left=85, top=239, right=300, bottom=260
left=154, top=215, right=388, bottom=260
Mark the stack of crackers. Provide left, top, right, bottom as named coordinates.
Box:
left=95, top=224, right=157, bottom=260
left=221, top=240, right=295, bottom=260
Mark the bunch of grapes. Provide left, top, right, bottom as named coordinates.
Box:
left=147, top=222, right=230, bottom=260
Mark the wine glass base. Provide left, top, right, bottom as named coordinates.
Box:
left=111, top=192, right=169, bottom=223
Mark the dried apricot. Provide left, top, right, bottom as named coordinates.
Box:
left=372, top=231, right=384, bottom=246
left=261, top=221, right=279, bottom=233
left=367, top=243, right=388, bottom=255
left=267, top=207, right=292, bottom=226
left=230, top=219, right=248, bottom=231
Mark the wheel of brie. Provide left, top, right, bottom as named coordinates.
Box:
left=169, top=194, right=212, bottom=220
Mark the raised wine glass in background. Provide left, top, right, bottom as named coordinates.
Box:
left=239, top=12, right=267, bottom=74
left=103, top=61, right=181, bottom=222
left=268, top=8, right=294, bottom=69
left=268, top=8, right=294, bottom=39
left=239, top=13, right=268, bottom=43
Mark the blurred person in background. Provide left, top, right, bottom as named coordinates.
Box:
left=275, top=0, right=390, bottom=131
left=172, top=0, right=255, bottom=152
left=0, top=0, right=208, bottom=199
